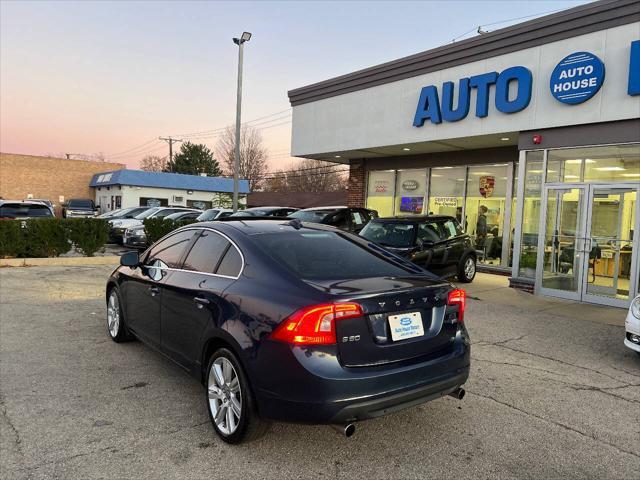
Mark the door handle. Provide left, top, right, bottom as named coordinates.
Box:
left=194, top=296, right=210, bottom=309
left=149, top=286, right=160, bottom=296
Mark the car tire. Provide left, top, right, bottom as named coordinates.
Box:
left=106, top=287, right=132, bottom=342
left=457, top=255, right=476, bottom=283
left=205, top=348, right=270, bottom=444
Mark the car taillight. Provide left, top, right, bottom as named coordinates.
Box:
left=270, top=303, right=363, bottom=345
left=447, top=289, right=466, bottom=323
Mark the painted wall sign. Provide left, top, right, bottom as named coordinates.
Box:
left=401, top=179, right=419, bottom=191
left=550, top=52, right=605, bottom=104
left=413, top=66, right=532, bottom=126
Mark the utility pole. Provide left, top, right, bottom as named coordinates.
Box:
left=232, top=31, right=252, bottom=212
left=159, top=137, right=183, bottom=171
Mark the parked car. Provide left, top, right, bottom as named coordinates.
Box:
left=106, top=219, right=469, bottom=444
left=26, top=198, right=54, bottom=210
left=229, top=206, right=298, bottom=218
left=98, top=206, right=151, bottom=220
left=62, top=199, right=98, bottom=218
left=625, top=295, right=640, bottom=355
left=123, top=210, right=203, bottom=249
left=196, top=208, right=234, bottom=222
left=164, top=210, right=202, bottom=222
left=359, top=216, right=477, bottom=283
left=289, top=206, right=377, bottom=234
left=0, top=200, right=54, bottom=220
left=110, top=207, right=198, bottom=244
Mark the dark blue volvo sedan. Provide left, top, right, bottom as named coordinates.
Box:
left=105, top=219, right=470, bottom=443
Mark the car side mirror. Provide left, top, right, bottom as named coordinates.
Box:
left=120, top=251, right=140, bottom=267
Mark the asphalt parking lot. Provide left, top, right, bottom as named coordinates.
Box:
left=1, top=265, right=639, bottom=479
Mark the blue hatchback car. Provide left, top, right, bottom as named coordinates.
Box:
left=106, top=219, right=470, bottom=443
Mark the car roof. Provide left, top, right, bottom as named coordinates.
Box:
left=372, top=215, right=456, bottom=222
left=246, top=206, right=297, bottom=210
left=296, top=206, right=348, bottom=211
left=0, top=200, right=52, bottom=207
left=197, top=218, right=336, bottom=236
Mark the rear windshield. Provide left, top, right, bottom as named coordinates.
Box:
left=68, top=199, right=93, bottom=208
left=360, top=221, right=416, bottom=248
left=0, top=203, right=53, bottom=218
left=197, top=209, right=220, bottom=221
left=251, top=230, right=413, bottom=280
left=289, top=209, right=335, bottom=223
left=134, top=207, right=160, bottom=219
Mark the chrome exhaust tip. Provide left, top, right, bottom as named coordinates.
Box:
left=448, top=387, right=465, bottom=400
left=331, top=423, right=356, bottom=437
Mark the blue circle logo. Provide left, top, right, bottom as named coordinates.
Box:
left=549, top=51, right=605, bottom=105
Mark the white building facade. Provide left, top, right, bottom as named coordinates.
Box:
left=90, top=170, right=249, bottom=212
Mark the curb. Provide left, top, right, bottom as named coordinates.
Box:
left=0, top=256, right=121, bottom=267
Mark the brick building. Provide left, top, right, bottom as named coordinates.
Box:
left=0, top=153, right=125, bottom=215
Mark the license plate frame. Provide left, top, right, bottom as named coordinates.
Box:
left=388, top=311, right=425, bottom=342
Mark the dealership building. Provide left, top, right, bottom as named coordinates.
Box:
left=90, top=169, right=249, bottom=212
left=288, top=0, right=640, bottom=308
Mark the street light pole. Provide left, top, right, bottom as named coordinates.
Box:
left=232, top=32, right=252, bottom=212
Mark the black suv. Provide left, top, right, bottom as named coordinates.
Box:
left=359, top=216, right=477, bottom=282
left=289, top=206, right=377, bottom=234
left=62, top=199, right=98, bottom=218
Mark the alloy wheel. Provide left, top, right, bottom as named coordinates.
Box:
left=464, top=258, right=476, bottom=279
left=208, top=357, right=242, bottom=435
left=107, top=291, right=120, bottom=337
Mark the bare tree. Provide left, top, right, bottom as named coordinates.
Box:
left=216, top=125, right=268, bottom=191
left=264, top=159, right=347, bottom=193
left=139, top=155, right=168, bottom=172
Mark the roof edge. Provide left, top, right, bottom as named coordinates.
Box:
left=288, top=0, right=638, bottom=106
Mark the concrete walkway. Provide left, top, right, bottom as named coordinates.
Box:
left=462, top=273, right=627, bottom=327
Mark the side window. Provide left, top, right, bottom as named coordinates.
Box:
left=216, top=246, right=242, bottom=277
left=153, top=209, right=176, bottom=219
left=147, top=230, right=195, bottom=269
left=351, top=210, right=365, bottom=227
left=182, top=231, right=230, bottom=273
left=442, top=219, right=462, bottom=239
left=330, top=211, right=350, bottom=230
left=219, top=211, right=233, bottom=218
left=417, top=222, right=442, bottom=243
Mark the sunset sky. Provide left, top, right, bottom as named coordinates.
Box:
left=1, top=0, right=589, bottom=171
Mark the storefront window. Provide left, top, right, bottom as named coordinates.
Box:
left=395, top=169, right=427, bottom=215
left=366, top=170, right=395, bottom=217
left=546, top=144, right=640, bottom=182
left=518, top=151, right=544, bottom=278
left=465, top=164, right=509, bottom=266
left=427, top=167, right=466, bottom=220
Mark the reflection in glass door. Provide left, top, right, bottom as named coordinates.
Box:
left=583, top=185, right=639, bottom=307
left=537, top=187, right=586, bottom=300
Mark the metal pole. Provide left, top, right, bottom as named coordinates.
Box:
left=233, top=42, right=244, bottom=212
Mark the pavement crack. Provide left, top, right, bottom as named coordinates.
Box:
left=472, top=357, right=568, bottom=377
left=566, top=385, right=640, bottom=405
left=467, top=390, right=640, bottom=460
left=481, top=342, right=636, bottom=384
left=0, top=395, right=23, bottom=456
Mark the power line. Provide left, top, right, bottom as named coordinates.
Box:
left=174, top=108, right=292, bottom=138
left=449, top=6, right=567, bottom=43
left=106, top=138, right=160, bottom=158
left=159, top=137, right=183, bottom=165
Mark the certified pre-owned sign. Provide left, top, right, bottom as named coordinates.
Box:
left=550, top=51, right=605, bottom=105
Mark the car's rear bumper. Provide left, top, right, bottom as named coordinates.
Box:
left=251, top=335, right=470, bottom=424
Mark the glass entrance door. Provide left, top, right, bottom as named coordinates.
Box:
left=536, top=186, right=587, bottom=301
left=536, top=183, right=640, bottom=307
left=582, top=185, right=639, bottom=308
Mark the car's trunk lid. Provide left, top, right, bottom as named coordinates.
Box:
left=307, top=276, right=458, bottom=367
